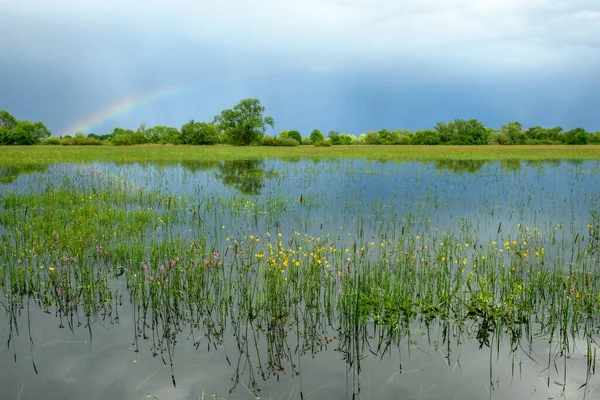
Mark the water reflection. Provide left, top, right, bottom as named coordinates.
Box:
left=182, top=159, right=274, bottom=195
left=434, top=159, right=486, bottom=173
left=1, top=158, right=600, bottom=399
left=0, top=164, right=48, bottom=184
left=215, top=159, right=274, bottom=195
left=2, top=299, right=594, bottom=400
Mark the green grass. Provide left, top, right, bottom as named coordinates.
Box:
left=1, top=144, right=599, bottom=167
left=2, top=169, right=599, bottom=339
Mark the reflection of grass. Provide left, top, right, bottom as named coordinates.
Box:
left=1, top=145, right=600, bottom=167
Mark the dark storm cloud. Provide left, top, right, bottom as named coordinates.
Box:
left=1, top=0, right=599, bottom=135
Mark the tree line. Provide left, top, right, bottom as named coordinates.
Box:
left=0, top=110, right=51, bottom=145
left=2, top=99, right=599, bottom=146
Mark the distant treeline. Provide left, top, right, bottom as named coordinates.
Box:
left=2, top=100, right=599, bottom=146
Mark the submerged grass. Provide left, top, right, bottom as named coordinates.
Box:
left=1, top=158, right=599, bottom=397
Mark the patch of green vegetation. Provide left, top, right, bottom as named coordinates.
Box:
left=0, top=144, right=599, bottom=169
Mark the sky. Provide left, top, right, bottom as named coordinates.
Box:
left=1, top=0, right=599, bottom=136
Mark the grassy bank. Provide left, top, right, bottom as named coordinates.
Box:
left=1, top=144, right=600, bottom=167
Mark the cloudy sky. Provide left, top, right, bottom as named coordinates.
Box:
left=1, top=0, right=599, bottom=136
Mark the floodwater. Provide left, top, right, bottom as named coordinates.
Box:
left=1, top=159, right=599, bottom=399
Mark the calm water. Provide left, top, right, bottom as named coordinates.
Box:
left=1, top=159, right=599, bottom=399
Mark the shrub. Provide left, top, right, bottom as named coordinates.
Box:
left=61, top=134, right=104, bottom=145
left=563, top=128, right=589, bottom=145
left=396, top=136, right=411, bottom=145
left=309, top=129, right=325, bottom=145
left=489, top=132, right=509, bottom=145
left=339, top=134, right=355, bottom=145
left=286, top=130, right=302, bottom=144
left=525, top=139, right=561, bottom=145
left=364, top=131, right=382, bottom=145
left=262, top=135, right=299, bottom=146
left=411, top=129, right=441, bottom=145
left=41, top=138, right=61, bottom=145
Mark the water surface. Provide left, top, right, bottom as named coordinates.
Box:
left=1, top=158, right=599, bottom=399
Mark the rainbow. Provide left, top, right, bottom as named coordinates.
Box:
left=61, top=85, right=183, bottom=136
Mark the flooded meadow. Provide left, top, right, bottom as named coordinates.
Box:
left=1, top=158, right=600, bottom=399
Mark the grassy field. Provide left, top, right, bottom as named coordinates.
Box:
left=1, top=144, right=600, bottom=166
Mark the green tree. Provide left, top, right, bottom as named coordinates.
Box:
left=309, top=129, right=325, bottom=145
left=328, top=130, right=342, bottom=145
left=87, top=132, right=113, bottom=141
left=0, top=110, right=17, bottom=131
left=181, top=120, right=220, bottom=145
left=10, top=120, right=51, bottom=144
left=109, top=127, right=145, bottom=145
left=563, top=127, right=589, bottom=145
left=397, top=128, right=413, bottom=137
left=411, top=129, right=441, bottom=145
left=524, top=126, right=563, bottom=143
left=435, top=119, right=489, bottom=145
left=339, top=134, right=355, bottom=145
left=109, top=129, right=130, bottom=145
left=287, top=130, right=302, bottom=144
left=378, top=128, right=401, bottom=144
left=214, top=99, right=274, bottom=146
left=278, top=129, right=289, bottom=138
left=146, top=126, right=182, bottom=144
left=136, top=121, right=149, bottom=142
left=500, top=121, right=526, bottom=145
left=364, top=131, right=382, bottom=145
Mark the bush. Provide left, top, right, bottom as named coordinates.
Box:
left=309, top=129, right=325, bottom=145
left=41, top=138, right=61, bottom=145
left=262, top=135, right=275, bottom=146
left=262, top=135, right=299, bottom=146
left=355, top=134, right=367, bottom=145
left=525, top=139, right=561, bottom=145
left=339, top=134, right=355, bottom=145
left=301, top=138, right=313, bottom=145
left=61, top=135, right=103, bottom=145
left=286, top=130, right=302, bottom=144
left=396, top=136, right=411, bottom=145
left=411, top=129, right=441, bottom=145
left=489, top=132, right=508, bottom=145
left=562, top=128, right=589, bottom=145
left=314, top=140, right=332, bottom=147
left=364, top=131, right=382, bottom=145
